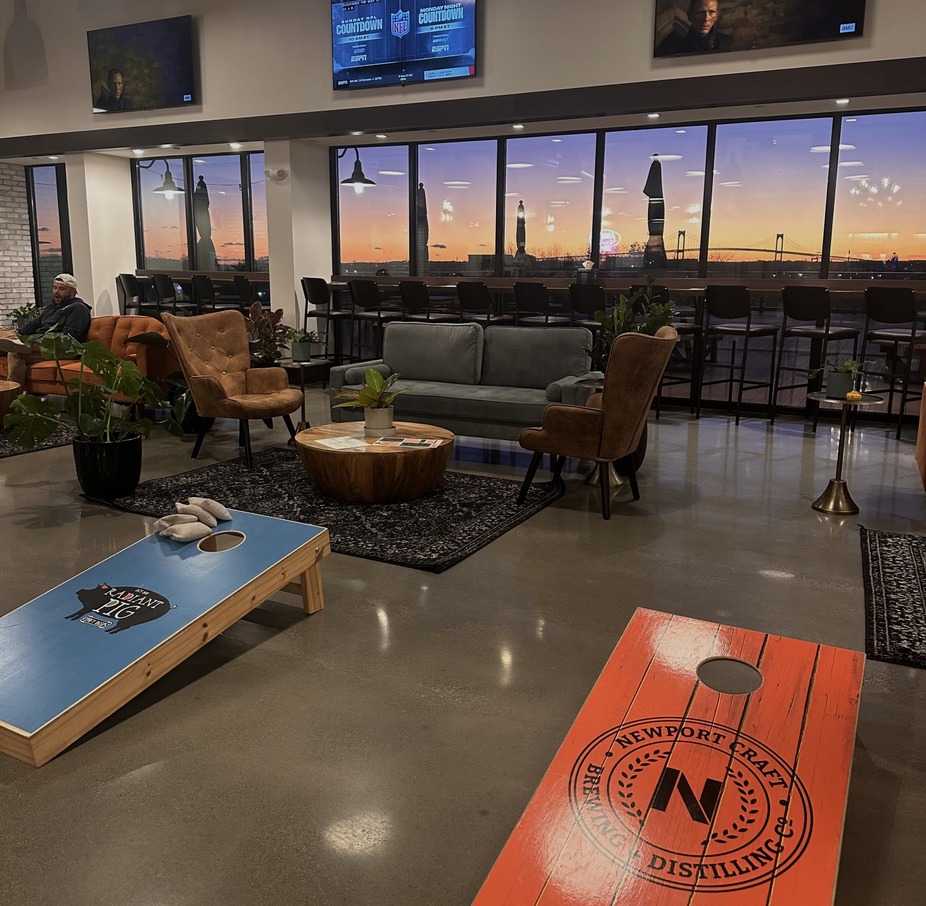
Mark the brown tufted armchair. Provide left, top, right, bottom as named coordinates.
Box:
left=163, top=311, right=304, bottom=469
left=517, top=326, right=677, bottom=519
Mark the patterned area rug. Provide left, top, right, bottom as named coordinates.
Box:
left=860, top=526, right=926, bottom=670
left=95, top=447, right=564, bottom=573
left=0, top=424, right=76, bottom=459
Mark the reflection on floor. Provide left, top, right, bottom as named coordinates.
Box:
left=0, top=389, right=924, bottom=906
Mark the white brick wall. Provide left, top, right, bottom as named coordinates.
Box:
left=0, top=163, right=36, bottom=329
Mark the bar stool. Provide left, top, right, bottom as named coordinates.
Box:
left=860, top=286, right=926, bottom=438
left=348, top=278, right=403, bottom=358
left=302, top=277, right=352, bottom=363
left=456, top=282, right=515, bottom=326
left=696, top=285, right=779, bottom=425
left=398, top=281, right=458, bottom=323
left=150, top=273, right=196, bottom=316
left=514, top=282, right=572, bottom=327
left=771, top=286, right=860, bottom=429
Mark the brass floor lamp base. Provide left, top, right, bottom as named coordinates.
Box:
left=584, top=462, right=623, bottom=487
left=812, top=479, right=858, bottom=516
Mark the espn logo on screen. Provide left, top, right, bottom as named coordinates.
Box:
left=839, top=22, right=857, bottom=33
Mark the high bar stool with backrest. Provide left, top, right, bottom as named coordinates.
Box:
left=696, top=285, right=779, bottom=425
left=514, top=282, right=572, bottom=327
left=191, top=274, right=240, bottom=313
left=302, top=277, right=352, bottom=363
left=348, top=278, right=403, bottom=358
left=117, top=273, right=148, bottom=315
left=771, top=285, right=860, bottom=429
left=150, top=273, right=192, bottom=316
left=456, top=281, right=515, bottom=326
left=860, top=286, right=926, bottom=438
left=398, top=280, right=458, bottom=324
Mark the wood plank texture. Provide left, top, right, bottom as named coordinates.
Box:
left=473, top=608, right=864, bottom=906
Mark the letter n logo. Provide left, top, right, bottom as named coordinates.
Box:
left=648, top=767, right=723, bottom=824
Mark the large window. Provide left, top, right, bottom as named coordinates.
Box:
left=189, top=154, right=245, bottom=271
left=337, top=145, right=409, bottom=276
left=135, top=151, right=267, bottom=272
left=830, top=111, right=926, bottom=278
left=416, top=140, right=497, bottom=276
left=138, top=156, right=189, bottom=270
left=331, top=109, right=926, bottom=282
left=249, top=152, right=268, bottom=272
left=708, top=118, right=833, bottom=278
left=601, top=126, right=707, bottom=277
left=503, top=133, right=598, bottom=277
left=27, top=164, right=71, bottom=306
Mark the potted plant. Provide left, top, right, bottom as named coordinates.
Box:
left=9, top=303, right=39, bottom=331
left=286, top=328, right=322, bottom=362
left=332, top=366, right=410, bottom=436
left=587, top=278, right=676, bottom=474
left=591, top=279, right=676, bottom=372
left=245, top=302, right=292, bottom=366
left=3, top=332, right=183, bottom=497
left=810, top=358, right=871, bottom=400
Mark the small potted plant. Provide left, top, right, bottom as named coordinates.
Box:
left=245, top=302, right=292, bottom=366
left=332, top=366, right=410, bottom=436
left=9, top=303, right=39, bottom=330
left=286, top=328, right=322, bottom=362
left=3, top=332, right=184, bottom=497
left=811, top=358, right=871, bottom=400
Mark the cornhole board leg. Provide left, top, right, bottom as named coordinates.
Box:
left=0, top=510, right=330, bottom=768
left=473, top=607, right=865, bottom=905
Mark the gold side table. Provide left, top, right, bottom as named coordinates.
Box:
left=808, top=391, right=883, bottom=515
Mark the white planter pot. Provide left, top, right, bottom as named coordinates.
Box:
left=364, top=406, right=395, bottom=437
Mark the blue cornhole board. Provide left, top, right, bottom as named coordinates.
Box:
left=0, top=509, right=330, bottom=767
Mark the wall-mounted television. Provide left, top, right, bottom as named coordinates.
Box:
left=653, top=0, right=866, bottom=58
left=87, top=15, right=197, bottom=113
left=332, top=0, right=476, bottom=90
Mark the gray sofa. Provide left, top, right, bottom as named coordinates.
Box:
left=329, top=322, right=593, bottom=440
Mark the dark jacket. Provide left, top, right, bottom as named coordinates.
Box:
left=21, top=297, right=92, bottom=341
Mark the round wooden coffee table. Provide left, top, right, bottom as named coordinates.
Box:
left=294, top=421, right=455, bottom=503
left=0, top=380, right=22, bottom=420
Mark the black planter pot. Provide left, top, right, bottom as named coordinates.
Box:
left=72, top=435, right=143, bottom=498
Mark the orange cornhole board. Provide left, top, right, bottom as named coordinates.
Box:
left=473, top=608, right=865, bottom=905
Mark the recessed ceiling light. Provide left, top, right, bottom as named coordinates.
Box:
left=647, top=113, right=660, bottom=119
left=512, top=124, right=525, bottom=130
left=132, top=148, right=144, bottom=155
left=378, top=170, right=405, bottom=176
left=193, top=158, right=206, bottom=164
left=47, top=155, right=58, bottom=160
left=506, top=162, right=533, bottom=169
left=551, top=138, right=563, bottom=143
left=835, top=98, right=850, bottom=106
left=229, top=142, right=242, bottom=150
left=675, top=129, right=686, bottom=134
left=350, top=131, right=363, bottom=136
left=375, top=133, right=387, bottom=139
left=159, top=144, right=179, bottom=149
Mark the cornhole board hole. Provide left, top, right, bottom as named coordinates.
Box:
left=0, top=510, right=330, bottom=768
left=474, top=608, right=865, bottom=905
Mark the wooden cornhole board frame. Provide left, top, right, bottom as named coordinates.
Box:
left=474, top=608, right=865, bottom=905
left=0, top=510, right=330, bottom=768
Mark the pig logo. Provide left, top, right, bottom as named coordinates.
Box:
left=67, top=583, right=173, bottom=634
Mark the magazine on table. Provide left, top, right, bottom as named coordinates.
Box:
left=372, top=437, right=444, bottom=449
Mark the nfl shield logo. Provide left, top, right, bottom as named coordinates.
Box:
left=391, top=9, right=410, bottom=38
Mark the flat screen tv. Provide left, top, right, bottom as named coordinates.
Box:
left=87, top=16, right=197, bottom=113
left=653, top=0, right=866, bottom=58
left=332, top=0, right=476, bottom=90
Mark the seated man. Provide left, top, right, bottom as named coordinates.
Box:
left=0, top=274, right=92, bottom=385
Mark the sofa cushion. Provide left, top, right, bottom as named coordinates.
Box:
left=383, top=322, right=483, bottom=385
left=387, top=380, right=550, bottom=427
left=480, top=326, right=591, bottom=389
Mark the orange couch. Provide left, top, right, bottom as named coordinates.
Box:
left=0, top=315, right=178, bottom=398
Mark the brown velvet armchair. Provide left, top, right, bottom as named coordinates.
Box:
left=163, top=311, right=304, bottom=469
left=517, top=326, right=677, bottom=519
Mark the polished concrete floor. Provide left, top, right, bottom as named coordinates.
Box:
left=1, top=393, right=924, bottom=906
